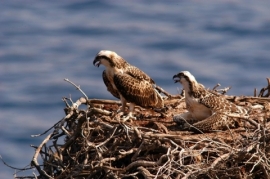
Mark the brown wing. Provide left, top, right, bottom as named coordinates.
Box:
left=192, top=112, right=238, bottom=132
left=113, top=72, right=163, bottom=108
left=199, top=93, right=242, bottom=114
left=125, top=66, right=155, bottom=84
left=102, top=70, right=120, bottom=99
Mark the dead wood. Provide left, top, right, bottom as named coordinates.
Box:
left=7, top=78, right=270, bottom=179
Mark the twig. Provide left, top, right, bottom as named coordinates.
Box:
left=88, top=99, right=121, bottom=105
left=125, top=160, right=156, bottom=172
left=212, top=83, right=221, bottom=90
left=31, top=133, right=53, bottom=179
left=12, top=76, right=270, bottom=178
left=64, top=78, right=88, bottom=100
left=210, top=153, right=231, bottom=168
left=31, top=119, right=63, bottom=137
left=96, top=127, right=117, bottom=148
left=137, top=166, right=155, bottom=178
left=155, top=85, right=173, bottom=98
left=0, top=156, right=32, bottom=170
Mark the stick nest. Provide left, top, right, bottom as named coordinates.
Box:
left=17, top=79, right=270, bottom=178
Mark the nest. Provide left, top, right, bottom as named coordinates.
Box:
left=9, top=78, right=270, bottom=179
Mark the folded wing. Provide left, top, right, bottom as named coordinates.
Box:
left=113, top=72, right=163, bottom=108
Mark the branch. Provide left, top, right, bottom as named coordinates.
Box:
left=31, top=133, right=53, bottom=179
left=64, top=78, right=88, bottom=100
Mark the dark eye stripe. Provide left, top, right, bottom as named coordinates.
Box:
left=99, top=55, right=110, bottom=61
left=98, top=55, right=115, bottom=67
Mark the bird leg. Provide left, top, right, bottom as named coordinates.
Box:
left=121, top=103, right=136, bottom=122
left=114, top=97, right=136, bottom=122
left=116, top=96, right=127, bottom=114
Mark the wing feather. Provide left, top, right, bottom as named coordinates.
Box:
left=125, top=66, right=155, bottom=84
left=199, top=93, right=242, bottom=114
left=193, top=112, right=237, bottom=132
left=102, top=70, right=120, bottom=99
left=113, top=72, right=163, bottom=108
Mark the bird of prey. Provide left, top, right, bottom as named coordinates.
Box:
left=173, top=71, right=248, bottom=132
left=93, top=50, right=164, bottom=120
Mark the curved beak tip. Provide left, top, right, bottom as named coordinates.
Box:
left=93, top=58, right=100, bottom=67
left=173, top=74, right=179, bottom=83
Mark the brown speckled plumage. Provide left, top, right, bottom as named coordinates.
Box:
left=114, top=72, right=163, bottom=108
left=93, top=50, right=163, bottom=116
left=173, top=71, right=248, bottom=132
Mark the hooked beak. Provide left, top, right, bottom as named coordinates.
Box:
left=93, top=57, right=101, bottom=67
left=173, top=74, right=181, bottom=83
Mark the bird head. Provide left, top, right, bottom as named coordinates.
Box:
left=93, top=50, right=127, bottom=69
left=173, top=71, right=196, bottom=83
left=173, top=71, right=198, bottom=91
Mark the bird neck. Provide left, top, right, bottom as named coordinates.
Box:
left=185, top=81, right=207, bottom=99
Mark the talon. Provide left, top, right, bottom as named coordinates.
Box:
left=121, top=113, right=136, bottom=122
left=116, top=106, right=125, bottom=114
left=113, top=111, right=124, bottom=121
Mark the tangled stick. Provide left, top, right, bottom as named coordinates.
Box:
left=3, top=78, right=270, bottom=179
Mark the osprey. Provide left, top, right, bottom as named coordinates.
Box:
left=93, top=50, right=164, bottom=120
left=173, top=71, right=248, bottom=132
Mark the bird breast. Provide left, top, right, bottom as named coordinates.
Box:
left=105, top=68, right=118, bottom=89
left=185, top=96, right=212, bottom=121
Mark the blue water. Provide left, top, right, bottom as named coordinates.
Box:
left=1, top=0, right=270, bottom=177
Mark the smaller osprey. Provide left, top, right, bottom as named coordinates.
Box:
left=173, top=71, right=248, bottom=132
left=93, top=50, right=164, bottom=120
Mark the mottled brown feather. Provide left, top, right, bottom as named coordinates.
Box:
left=94, top=50, right=163, bottom=110
left=125, top=66, right=155, bottom=84
left=190, top=81, right=243, bottom=114
left=199, top=92, right=241, bottom=114
left=113, top=72, right=163, bottom=108
left=192, top=112, right=238, bottom=132
left=173, top=71, right=247, bottom=132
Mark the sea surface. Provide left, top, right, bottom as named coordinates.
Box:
left=0, top=0, right=270, bottom=178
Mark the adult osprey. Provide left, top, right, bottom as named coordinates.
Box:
left=173, top=71, right=248, bottom=132
left=93, top=50, right=164, bottom=120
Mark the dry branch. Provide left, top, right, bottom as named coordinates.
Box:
left=8, top=78, right=270, bottom=179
